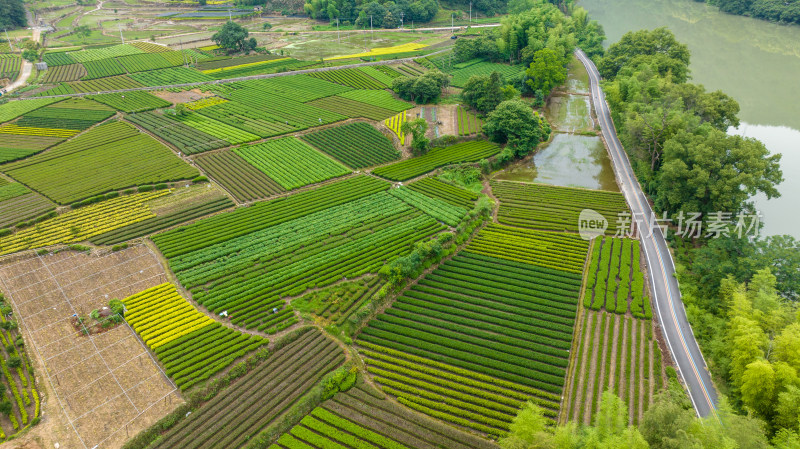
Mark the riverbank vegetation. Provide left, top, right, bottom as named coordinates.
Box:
left=599, top=26, right=800, bottom=447
left=702, top=0, right=800, bottom=25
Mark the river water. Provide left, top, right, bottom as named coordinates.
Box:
left=580, top=0, right=800, bottom=237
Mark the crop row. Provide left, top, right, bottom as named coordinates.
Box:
left=0, top=124, right=77, bottom=138
left=152, top=175, right=390, bottom=258
left=227, top=74, right=351, bottom=102
left=384, top=111, right=406, bottom=145
left=66, top=43, right=144, bottom=63
left=5, top=132, right=198, bottom=204
left=129, top=67, right=213, bottom=86
left=151, top=329, right=344, bottom=449
left=457, top=106, right=482, bottom=135
left=308, top=68, right=386, bottom=89
left=194, top=99, right=299, bottom=138
left=89, top=196, right=234, bottom=245
left=186, top=209, right=443, bottom=329
left=357, top=249, right=582, bottom=427
left=195, top=151, right=285, bottom=201
left=41, top=63, right=86, bottom=83
left=90, top=91, right=170, bottom=113
left=0, top=98, right=62, bottom=123
left=466, top=223, right=590, bottom=274
left=3, top=121, right=138, bottom=170
left=389, top=186, right=467, bottom=226
left=407, top=177, right=478, bottom=209
left=124, top=283, right=268, bottom=390
left=338, top=89, right=412, bottom=112
left=172, top=111, right=259, bottom=144
left=309, top=96, right=398, bottom=121
left=0, top=190, right=167, bottom=255
left=0, top=55, right=21, bottom=80
left=373, top=141, right=500, bottom=181
left=491, top=180, right=628, bottom=234
left=222, top=91, right=347, bottom=132
left=301, top=122, right=400, bottom=169
left=234, top=137, right=351, bottom=190
left=117, top=52, right=180, bottom=73
left=0, top=191, right=53, bottom=229
left=585, top=236, right=651, bottom=318
left=567, top=311, right=658, bottom=425
left=81, top=58, right=126, bottom=80
left=125, top=111, right=228, bottom=154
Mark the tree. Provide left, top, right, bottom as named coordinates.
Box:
left=461, top=71, right=506, bottom=114
left=0, top=401, right=10, bottom=416
left=21, top=49, right=37, bottom=63
left=74, top=25, right=92, bottom=44
left=401, top=118, right=429, bottom=156
left=262, top=22, right=272, bottom=30
left=525, top=48, right=567, bottom=96
left=391, top=70, right=448, bottom=104
left=0, top=0, right=26, bottom=29
left=599, top=27, right=690, bottom=82
left=654, top=127, right=783, bottom=218
left=212, top=21, right=257, bottom=53
left=482, top=99, right=550, bottom=157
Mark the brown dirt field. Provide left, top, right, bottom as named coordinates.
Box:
left=436, top=104, right=457, bottom=136
left=152, top=89, right=212, bottom=104
left=0, top=246, right=182, bottom=449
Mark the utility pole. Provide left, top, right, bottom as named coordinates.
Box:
left=4, top=30, right=12, bottom=52
left=337, top=18, right=340, bottom=44
left=229, top=9, right=232, bottom=22
left=400, top=11, right=404, bottom=29
left=118, top=23, right=124, bottom=44
left=470, top=2, right=472, bottom=23
left=451, top=13, right=454, bottom=33
left=370, top=15, right=373, bottom=41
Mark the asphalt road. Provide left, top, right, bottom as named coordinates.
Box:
left=575, top=48, right=718, bottom=418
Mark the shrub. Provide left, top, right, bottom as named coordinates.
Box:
left=138, top=185, right=154, bottom=192
left=7, top=356, right=21, bottom=369
left=193, top=175, right=209, bottom=183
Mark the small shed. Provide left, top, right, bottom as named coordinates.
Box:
left=35, top=62, right=48, bottom=71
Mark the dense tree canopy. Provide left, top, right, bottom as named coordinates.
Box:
left=482, top=99, right=550, bottom=157
left=0, top=0, right=26, bottom=30
left=461, top=71, right=518, bottom=114
left=392, top=70, right=449, bottom=104
left=304, top=0, right=438, bottom=28
left=599, top=27, right=691, bottom=82
left=654, top=127, right=782, bottom=218
left=704, top=0, right=800, bottom=25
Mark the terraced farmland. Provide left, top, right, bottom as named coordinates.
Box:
left=149, top=328, right=343, bottom=449
left=195, top=151, right=286, bottom=201
left=270, top=383, right=497, bottom=449
left=0, top=190, right=168, bottom=255
left=126, top=111, right=230, bottom=154
left=151, top=176, right=445, bottom=331
left=90, top=91, right=171, bottom=112
left=373, top=141, right=501, bottom=181
left=491, top=180, right=629, bottom=234
left=308, top=68, right=386, bottom=89
left=3, top=121, right=198, bottom=204
left=309, top=96, right=398, bottom=120
left=301, top=122, right=400, bottom=168
left=407, top=177, right=479, bottom=209
left=123, top=283, right=268, bottom=390
left=0, top=183, right=55, bottom=229
left=358, top=223, right=589, bottom=436
left=234, top=137, right=351, bottom=190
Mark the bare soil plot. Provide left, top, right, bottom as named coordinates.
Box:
left=0, top=246, right=181, bottom=449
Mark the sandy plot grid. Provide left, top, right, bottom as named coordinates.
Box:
left=0, top=246, right=180, bottom=449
